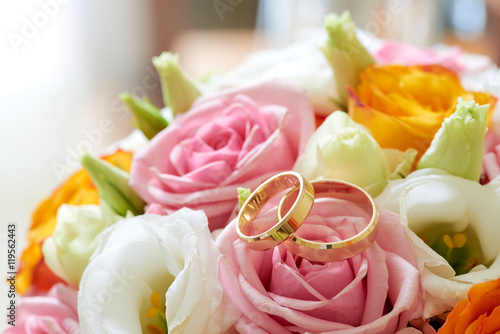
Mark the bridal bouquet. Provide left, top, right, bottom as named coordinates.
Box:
left=9, top=12, right=500, bottom=334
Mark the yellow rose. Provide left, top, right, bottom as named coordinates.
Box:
left=17, top=150, right=133, bottom=294
left=348, top=64, right=496, bottom=154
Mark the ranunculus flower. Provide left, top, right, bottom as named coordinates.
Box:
left=17, top=150, right=133, bottom=295
left=78, top=209, right=237, bottom=334
left=130, top=79, right=315, bottom=230
left=217, top=199, right=423, bottom=333
left=376, top=168, right=500, bottom=318
left=294, top=111, right=417, bottom=197
left=5, top=283, right=80, bottom=334
left=374, top=42, right=491, bottom=74
left=348, top=64, right=496, bottom=155
left=42, top=204, right=122, bottom=285
left=438, top=278, right=500, bottom=334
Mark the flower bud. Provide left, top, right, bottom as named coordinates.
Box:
left=152, top=52, right=201, bottom=116
left=120, top=92, right=168, bottom=140
left=418, top=97, right=489, bottom=181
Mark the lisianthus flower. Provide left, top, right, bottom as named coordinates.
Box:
left=153, top=52, right=201, bottom=117
left=5, top=283, right=80, bottom=334
left=17, top=150, right=133, bottom=295
left=42, top=203, right=122, bottom=286
left=120, top=92, right=168, bottom=140
left=80, top=152, right=145, bottom=216
left=217, top=198, right=423, bottom=333
left=321, top=11, right=375, bottom=109
left=376, top=168, right=500, bottom=318
left=130, top=79, right=315, bottom=230
left=348, top=64, right=496, bottom=155
left=438, top=278, right=500, bottom=334
left=294, top=111, right=417, bottom=197
left=374, top=41, right=491, bottom=74
left=78, top=209, right=237, bottom=334
left=417, top=98, right=489, bottom=182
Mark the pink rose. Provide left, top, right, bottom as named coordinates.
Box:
left=130, top=79, right=315, bottom=230
left=5, top=284, right=79, bottom=334
left=482, top=130, right=500, bottom=183
left=217, top=199, right=423, bottom=333
left=374, top=42, right=490, bottom=74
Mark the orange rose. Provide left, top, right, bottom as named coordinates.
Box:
left=348, top=64, right=496, bottom=154
left=17, top=150, right=133, bottom=295
left=438, top=278, right=500, bottom=334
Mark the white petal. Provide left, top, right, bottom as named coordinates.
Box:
left=377, top=168, right=500, bottom=317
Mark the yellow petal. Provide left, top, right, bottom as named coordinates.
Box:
left=348, top=93, right=432, bottom=153
left=348, top=64, right=497, bottom=156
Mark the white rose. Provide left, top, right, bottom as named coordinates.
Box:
left=78, top=208, right=238, bottom=334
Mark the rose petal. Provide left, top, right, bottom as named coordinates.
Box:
left=130, top=79, right=315, bottom=230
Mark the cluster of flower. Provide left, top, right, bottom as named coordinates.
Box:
left=8, top=12, right=500, bottom=334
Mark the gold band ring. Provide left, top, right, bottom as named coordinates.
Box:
left=237, top=171, right=315, bottom=251
left=278, top=179, right=379, bottom=262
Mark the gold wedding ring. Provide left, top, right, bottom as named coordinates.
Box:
left=237, top=171, right=314, bottom=250
left=278, top=180, right=379, bottom=262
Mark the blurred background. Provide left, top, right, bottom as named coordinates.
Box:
left=1, top=0, right=500, bottom=294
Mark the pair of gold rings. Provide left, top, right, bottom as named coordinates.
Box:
left=236, top=171, right=379, bottom=262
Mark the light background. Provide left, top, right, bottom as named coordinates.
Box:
left=1, top=0, right=499, bottom=330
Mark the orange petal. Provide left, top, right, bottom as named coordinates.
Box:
left=471, top=91, right=497, bottom=127
left=464, top=313, right=488, bottom=334
left=476, top=305, right=500, bottom=333
left=349, top=64, right=496, bottom=157
left=456, top=279, right=500, bottom=333
left=348, top=88, right=433, bottom=154
left=438, top=299, right=469, bottom=334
